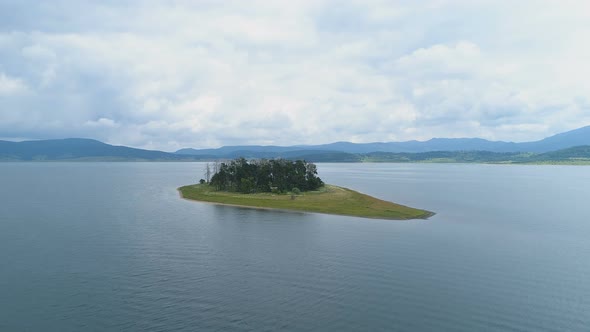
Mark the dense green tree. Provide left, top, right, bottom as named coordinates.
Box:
left=209, top=158, right=323, bottom=193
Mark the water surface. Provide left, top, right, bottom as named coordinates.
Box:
left=1, top=163, right=589, bottom=331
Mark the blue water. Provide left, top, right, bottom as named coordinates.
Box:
left=1, top=163, right=589, bottom=331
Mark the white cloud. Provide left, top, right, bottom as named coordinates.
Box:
left=397, top=41, right=481, bottom=73
left=0, top=0, right=589, bottom=150
left=0, top=73, right=28, bottom=95
left=84, top=118, right=119, bottom=128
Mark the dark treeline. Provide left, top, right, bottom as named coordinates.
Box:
left=209, top=158, right=324, bottom=193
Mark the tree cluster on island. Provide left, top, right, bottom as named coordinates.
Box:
left=204, top=158, right=324, bottom=194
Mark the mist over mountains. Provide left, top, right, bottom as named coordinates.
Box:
left=1, top=126, right=590, bottom=162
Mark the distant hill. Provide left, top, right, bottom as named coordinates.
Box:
left=176, top=125, right=590, bottom=156
left=0, top=138, right=200, bottom=161
left=176, top=147, right=352, bottom=160
left=2, top=125, right=590, bottom=163
left=176, top=145, right=303, bottom=156
left=531, top=145, right=590, bottom=162
left=297, top=146, right=590, bottom=164
left=517, top=126, right=590, bottom=152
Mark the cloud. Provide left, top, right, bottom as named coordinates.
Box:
left=0, top=73, right=28, bottom=95
left=0, top=0, right=589, bottom=150
left=84, top=117, right=119, bottom=128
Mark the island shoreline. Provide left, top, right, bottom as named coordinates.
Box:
left=178, top=184, right=435, bottom=220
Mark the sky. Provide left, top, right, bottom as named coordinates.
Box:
left=1, top=0, right=589, bottom=151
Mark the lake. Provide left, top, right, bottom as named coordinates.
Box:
left=1, top=163, right=589, bottom=331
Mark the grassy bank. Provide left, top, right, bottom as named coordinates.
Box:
left=178, top=184, right=434, bottom=220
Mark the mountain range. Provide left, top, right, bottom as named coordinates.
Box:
left=0, top=138, right=197, bottom=161
left=1, top=125, right=590, bottom=162
left=176, top=125, right=590, bottom=157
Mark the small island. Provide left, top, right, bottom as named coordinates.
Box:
left=179, top=158, right=433, bottom=220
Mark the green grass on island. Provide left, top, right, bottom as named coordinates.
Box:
left=178, top=184, right=434, bottom=220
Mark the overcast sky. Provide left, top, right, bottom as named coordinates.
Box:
left=1, top=0, right=589, bottom=151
